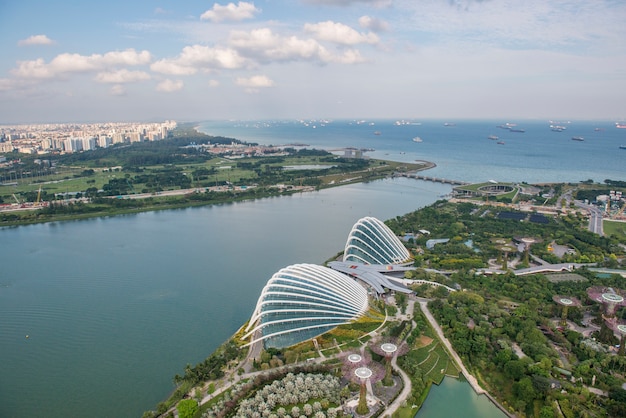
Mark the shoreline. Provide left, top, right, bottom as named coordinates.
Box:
left=0, top=159, right=436, bottom=228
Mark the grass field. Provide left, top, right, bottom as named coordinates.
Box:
left=603, top=220, right=626, bottom=238
left=2, top=157, right=426, bottom=205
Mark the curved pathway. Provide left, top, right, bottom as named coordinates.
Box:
left=383, top=298, right=414, bottom=415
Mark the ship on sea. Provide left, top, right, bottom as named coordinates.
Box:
left=488, top=135, right=498, bottom=140
left=412, top=137, right=423, bottom=143
left=571, top=136, right=584, bottom=141
left=619, top=145, right=626, bottom=150
left=616, top=123, right=626, bottom=129
left=497, top=122, right=524, bottom=132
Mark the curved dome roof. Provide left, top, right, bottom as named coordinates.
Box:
left=243, top=264, right=369, bottom=349
left=343, top=217, right=411, bottom=265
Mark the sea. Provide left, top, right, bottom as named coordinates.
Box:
left=199, top=119, right=626, bottom=184
left=1, top=119, right=624, bottom=418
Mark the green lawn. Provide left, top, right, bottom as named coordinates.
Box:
left=603, top=220, right=626, bottom=238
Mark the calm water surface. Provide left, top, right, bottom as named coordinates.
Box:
left=0, top=178, right=451, bottom=418
left=415, top=378, right=506, bottom=418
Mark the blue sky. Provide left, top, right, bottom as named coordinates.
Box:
left=1, top=0, right=625, bottom=123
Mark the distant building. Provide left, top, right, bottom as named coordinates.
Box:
left=98, top=135, right=112, bottom=148
left=128, top=132, right=142, bottom=143
left=81, top=137, right=97, bottom=151
left=111, top=133, right=126, bottom=144
left=63, top=138, right=83, bottom=153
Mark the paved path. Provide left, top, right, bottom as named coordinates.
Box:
left=417, top=299, right=486, bottom=395
left=384, top=350, right=413, bottom=414
left=384, top=298, right=415, bottom=415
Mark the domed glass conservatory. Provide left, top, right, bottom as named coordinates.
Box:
left=343, top=217, right=411, bottom=265
left=243, top=263, right=369, bottom=349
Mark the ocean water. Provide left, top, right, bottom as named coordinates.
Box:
left=199, top=119, right=626, bottom=184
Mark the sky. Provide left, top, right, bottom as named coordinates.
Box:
left=0, top=0, right=625, bottom=123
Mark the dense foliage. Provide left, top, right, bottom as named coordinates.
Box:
left=385, top=201, right=626, bottom=417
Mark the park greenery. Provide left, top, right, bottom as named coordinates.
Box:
left=0, top=125, right=425, bottom=226
left=140, top=198, right=626, bottom=418
left=389, top=201, right=626, bottom=417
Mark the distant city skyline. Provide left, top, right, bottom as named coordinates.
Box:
left=1, top=0, right=625, bottom=123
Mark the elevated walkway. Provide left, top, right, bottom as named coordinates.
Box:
left=328, top=261, right=413, bottom=294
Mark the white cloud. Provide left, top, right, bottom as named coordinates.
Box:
left=358, top=16, right=388, bottom=33
left=200, top=1, right=260, bottom=23
left=12, top=49, right=152, bottom=80
left=394, top=0, right=626, bottom=52
left=0, top=78, right=14, bottom=91
left=229, top=28, right=365, bottom=64
left=235, top=75, right=274, bottom=88
left=110, top=85, right=126, bottom=96
left=208, top=79, right=220, bottom=87
left=235, top=74, right=274, bottom=94
left=304, top=21, right=379, bottom=45
left=151, top=45, right=247, bottom=75
left=305, top=0, right=391, bottom=6
left=156, top=79, right=184, bottom=92
left=18, top=34, right=55, bottom=46
left=95, top=69, right=151, bottom=83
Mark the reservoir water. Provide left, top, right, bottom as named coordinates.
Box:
left=1, top=178, right=453, bottom=418
left=416, top=378, right=506, bottom=418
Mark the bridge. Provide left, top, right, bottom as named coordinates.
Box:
left=402, top=172, right=470, bottom=186
left=401, top=279, right=457, bottom=292
left=479, top=263, right=594, bottom=276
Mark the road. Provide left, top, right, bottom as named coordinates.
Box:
left=575, top=200, right=604, bottom=235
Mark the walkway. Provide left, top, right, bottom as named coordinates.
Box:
left=416, top=299, right=486, bottom=395
left=384, top=298, right=415, bottom=415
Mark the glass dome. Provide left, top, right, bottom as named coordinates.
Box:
left=343, top=217, right=411, bottom=265
left=243, top=263, right=369, bottom=349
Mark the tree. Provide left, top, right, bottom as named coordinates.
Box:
left=176, top=399, right=198, bottom=418
left=513, top=377, right=536, bottom=404
left=505, top=360, right=527, bottom=381
left=539, top=405, right=555, bottom=418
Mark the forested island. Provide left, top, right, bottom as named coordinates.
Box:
left=0, top=125, right=429, bottom=226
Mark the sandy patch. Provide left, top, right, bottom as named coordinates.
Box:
left=415, top=335, right=433, bottom=348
